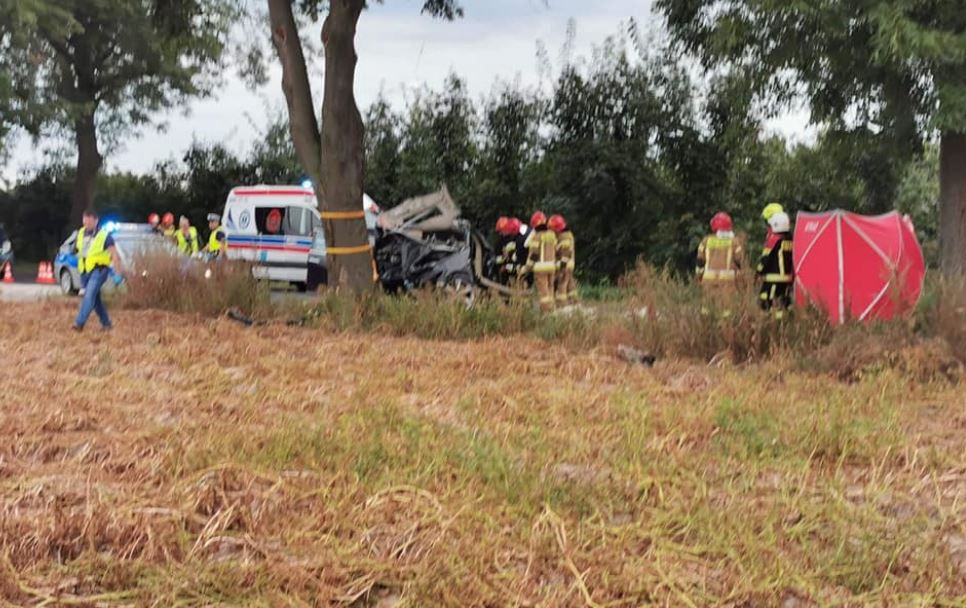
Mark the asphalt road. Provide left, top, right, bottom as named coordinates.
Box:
left=0, top=282, right=62, bottom=302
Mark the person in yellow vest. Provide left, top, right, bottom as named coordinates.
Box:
left=205, top=213, right=227, bottom=259
left=549, top=214, right=577, bottom=306
left=161, top=212, right=176, bottom=239
left=176, top=215, right=200, bottom=255
left=524, top=211, right=557, bottom=312
left=72, top=209, right=124, bottom=331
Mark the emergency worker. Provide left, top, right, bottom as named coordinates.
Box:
left=72, top=209, right=123, bottom=331
left=549, top=214, right=576, bottom=305
left=761, top=202, right=784, bottom=255
left=494, top=216, right=522, bottom=285
left=524, top=211, right=557, bottom=312
left=205, top=213, right=227, bottom=258
left=176, top=215, right=200, bottom=255
left=148, top=213, right=160, bottom=233
left=696, top=212, right=742, bottom=286
left=161, top=212, right=176, bottom=239
left=757, top=211, right=794, bottom=318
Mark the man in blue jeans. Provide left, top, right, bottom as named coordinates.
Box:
left=73, top=209, right=124, bottom=331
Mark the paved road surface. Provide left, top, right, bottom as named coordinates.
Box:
left=0, top=283, right=62, bottom=302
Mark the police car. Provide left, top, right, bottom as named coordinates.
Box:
left=53, top=222, right=173, bottom=295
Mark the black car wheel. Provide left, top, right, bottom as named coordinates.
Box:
left=60, top=269, right=77, bottom=295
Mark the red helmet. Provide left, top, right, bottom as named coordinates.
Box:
left=548, top=214, right=567, bottom=233
left=495, top=216, right=510, bottom=235
left=710, top=212, right=733, bottom=232
left=148, top=212, right=160, bottom=226
left=530, top=211, right=547, bottom=228
left=162, top=212, right=175, bottom=226
left=507, top=217, right=522, bottom=235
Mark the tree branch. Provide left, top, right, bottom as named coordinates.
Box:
left=267, top=0, right=323, bottom=187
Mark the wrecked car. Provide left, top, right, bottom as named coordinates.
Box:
left=373, top=186, right=524, bottom=302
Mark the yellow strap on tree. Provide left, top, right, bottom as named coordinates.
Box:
left=321, top=210, right=366, bottom=220
left=327, top=243, right=372, bottom=256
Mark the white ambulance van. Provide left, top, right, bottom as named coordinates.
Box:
left=221, top=185, right=379, bottom=289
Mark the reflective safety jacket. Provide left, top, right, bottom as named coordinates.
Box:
left=76, top=227, right=112, bottom=273
left=207, top=225, right=227, bottom=254
left=556, top=230, right=575, bottom=271
left=697, top=232, right=741, bottom=282
left=495, top=236, right=518, bottom=275
left=525, top=227, right=557, bottom=274
left=757, top=233, right=794, bottom=284
left=176, top=226, right=200, bottom=255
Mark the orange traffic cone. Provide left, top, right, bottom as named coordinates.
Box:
left=36, top=261, right=55, bottom=284
left=2, top=262, right=13, bottom=284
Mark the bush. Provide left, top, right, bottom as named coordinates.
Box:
left=119, top=252, right=270, bottom=317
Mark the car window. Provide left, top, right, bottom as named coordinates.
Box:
left=283, top=206, right=312, bottom=236
left=254, top=207, right=286, bottom=235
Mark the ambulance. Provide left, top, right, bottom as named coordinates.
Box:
left=221, top=185, right=379, bottom=290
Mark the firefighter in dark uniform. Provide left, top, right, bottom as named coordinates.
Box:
left=494, top=216, right=522, bottom=285
left=757, top=211, right=794, bottom=318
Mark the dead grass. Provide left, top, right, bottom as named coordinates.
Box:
left=119, top=252, right=271, bottom=317
left=1, top=300, right=963, bottom=605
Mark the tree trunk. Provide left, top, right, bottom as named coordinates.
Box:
left=939, top=132, right=966, bottom=276
left=70, top=110, right=102, bottom=223
left=267, top=0, right=323, bottom=188
left=319, top=0, right=372, bottom=291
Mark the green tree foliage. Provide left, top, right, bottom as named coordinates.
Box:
left=1, top=24, right=941, bottom=281
left=0, top=0, right=238, bottom=221
left=654, top=0, right=966, bottom=274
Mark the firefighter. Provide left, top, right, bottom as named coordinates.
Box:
left=147, top=212, right=160, bottom=233
left=549, top=214, right=576, bottom=305
left=696, top=212, right=742, bottom=286
left=205, top=213, right=227, bottom=259
left=757, top=210, right=794, bottom=318
left=494, top=217, right=515, bottom=284
left=761, top=202, right=784, bottom=255
left=161, top=212, right=176, bottom=239
left=176, top=215, right=200, bottom=255
left=524, top=211, right=557, bottom=312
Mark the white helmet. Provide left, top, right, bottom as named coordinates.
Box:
left=768, top=211, right=790, bottom=233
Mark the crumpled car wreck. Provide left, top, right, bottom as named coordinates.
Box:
left=374, top=186, right=523, bottom=301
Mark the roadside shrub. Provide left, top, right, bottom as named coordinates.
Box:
left=120, top=252, right=269, bottom=316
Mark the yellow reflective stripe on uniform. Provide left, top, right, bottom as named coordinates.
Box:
left=764, top=273, right=793, bottom=283
left=533, top=261, right=557, bottom=273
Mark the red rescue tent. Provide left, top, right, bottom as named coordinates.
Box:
left=794, top=210, right=926, bottom=324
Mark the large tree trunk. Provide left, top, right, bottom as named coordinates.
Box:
left=70, top=110, right=102, bottom=223
left=939, top=132, right=966, bottom=276
left=267, top=0, right=323, bottom=188
left=319, top=0, right=372, bottom=291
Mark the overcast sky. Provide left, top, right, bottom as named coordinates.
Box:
left=2, top=0, right=810, bottom=184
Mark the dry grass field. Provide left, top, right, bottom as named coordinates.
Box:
left=1, top=299, right=963, bottom=606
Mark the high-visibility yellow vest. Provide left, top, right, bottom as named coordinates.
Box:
left=527, top=229, right=557, bottom=274
left=76, top=227, right=112, bottom=273
left=697, top=234, right=741, bottom=282
left=207, top=226, right=226, bottom=253
left=176, top=226, right=199, bottom=254
left=556, top=230, right=575, bottom=271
